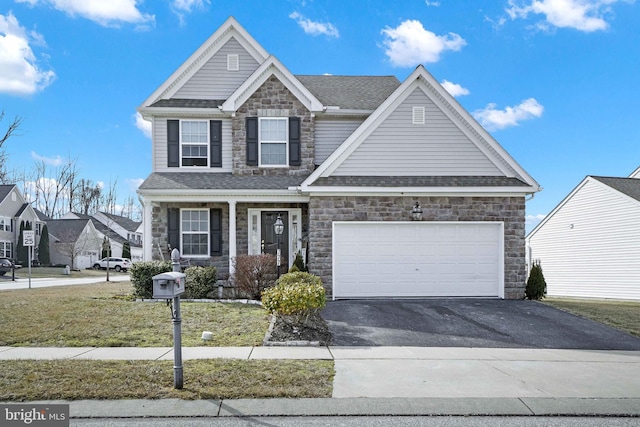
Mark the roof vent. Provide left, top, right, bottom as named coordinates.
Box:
left=412, top=106, right=425, bottom=125
left=227, top=54, right=239, bottom=71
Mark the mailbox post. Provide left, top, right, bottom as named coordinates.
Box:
left=152, top=249, right=185, bottom=389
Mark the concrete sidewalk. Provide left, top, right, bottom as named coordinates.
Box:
left=1, top=345, right=640, bottom=417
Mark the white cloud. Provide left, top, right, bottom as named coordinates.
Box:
left=381, top=20, right=466, bottom=67
left=31, top=151, right=64, bottom=166
left=441, top=80, right=470, bottom=97
left=505, top=0, right=624, bottom=32
left=289, top=12, right=339, bottom=38
left=526, top=213, right=546, bottom=229
left=473, top=98, right=544, bottom=131
left=134, top=112, right=152, bottom=139
left=0, top=12, right=55, bottom=96
left=127, top=177, right=144, bottom=192
left=172, top=0, right=209, bottom=12
left=425, top=1, right=441, bottom=5
left=16, top=0, right=155, bottom=28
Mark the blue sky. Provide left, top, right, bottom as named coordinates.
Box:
left=1, top=0, right=638, bottom=230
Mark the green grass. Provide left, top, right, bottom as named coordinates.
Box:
left=0, top=281, right=269, bottom=347
left=543, top=298, right=640, bottom=337
left=0, top=359, right=334, bottom=401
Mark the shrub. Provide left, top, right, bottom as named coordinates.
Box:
left=129, top=261, right=172, bottom=299
left=184, top=266, right=217, bottom=299
left=262, top=272, right=326, bottom=327
left=525, top=260, right=547, bottom=300
left=291, top=251, right=307, bottom=272
left=230, top=254, right=277, bottom=300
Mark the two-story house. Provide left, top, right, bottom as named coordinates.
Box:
left=0, top=184, right=43, bottom=263
left=137, top=17, right=540, bottom=299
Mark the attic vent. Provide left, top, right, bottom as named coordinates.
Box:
left=227, top=54, right=239, bottom=71
left=412, top=106, right=425, bottom=125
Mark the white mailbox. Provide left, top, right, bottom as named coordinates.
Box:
left=152, top=271, right=186, bottom=299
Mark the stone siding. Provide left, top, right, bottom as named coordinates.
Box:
left=232, top=75, right=314, bottom=176
left=307, top=196, right=527, bottom=299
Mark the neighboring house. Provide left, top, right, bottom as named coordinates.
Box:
left=526, top=168, right=640, bottom=300
left=0, top=184, right=44, bottom=263
left=46, top=218, right=102, bottom=270
left=62, top=212, right=143, bottom=262
left=137, top=17, right=540, bottom=299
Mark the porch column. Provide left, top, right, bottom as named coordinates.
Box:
left=142, top=199, right=153, bottom=261
left=228, top=200, right=237, bottom=275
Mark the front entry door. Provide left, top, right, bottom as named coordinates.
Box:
left=261, top=212, right=289, bottom=272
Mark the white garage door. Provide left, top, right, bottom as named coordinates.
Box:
left=333, top=222, right=504, bottom=299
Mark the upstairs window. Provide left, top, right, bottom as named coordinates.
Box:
left=259, top=118, right=288, bottom=166
left=0, top=217, right=11, bottom=232
left=181, top=121, right=209, bottom=167
left=0, top=241, right=12, bottom=258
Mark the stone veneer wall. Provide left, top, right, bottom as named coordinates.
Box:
left=307, top=196, right=527, bottom=299
left=151, top=203, right=230, bottom=278
left=232, top=75, right=314, bottom=176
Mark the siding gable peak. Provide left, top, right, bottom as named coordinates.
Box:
left=302, top=65, right=540, bottom=192
left=139, top=16, right=269, bottom=110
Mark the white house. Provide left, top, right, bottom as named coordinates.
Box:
left=526, top=168, right=640, bottom=300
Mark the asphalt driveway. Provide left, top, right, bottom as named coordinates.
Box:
left=321, top=299, right=640, bottom=350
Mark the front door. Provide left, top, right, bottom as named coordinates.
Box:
left=261, top=211, right=289, bottom=273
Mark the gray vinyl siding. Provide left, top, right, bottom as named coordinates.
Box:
left=527, top=178, right=640, bottom=300
left=333, top=88, right=502, bottom=176
left=174, top=37, right=260, bottom=100
left=314, top=119, right=364, bottom=165
left=153, top=117, right=232, bottom=172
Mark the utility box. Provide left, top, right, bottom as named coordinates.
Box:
left=152, top=271, right=186, bottom=299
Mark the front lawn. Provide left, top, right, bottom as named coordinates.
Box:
left=543, top=298, right=640, bottom=337
left=0, top=281, right=269, bottom=347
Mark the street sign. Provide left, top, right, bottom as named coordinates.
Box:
left=23, top=230, right=35, bottom=247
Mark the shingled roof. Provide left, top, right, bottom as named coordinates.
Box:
left=310, top=176, right=532, bottom=187
left=592, top=176, right=640, bottom=202
left=139, top=172, right=309, bottom=191
left=295, top=75, right=401, bottom=110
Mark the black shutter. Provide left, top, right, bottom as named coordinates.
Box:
left=168, top=208, right=180, bottom=251
left=210, top=209, right=222, bottom=256
left=289, top=117, right=301, bottom=166
left=210, top=120, right=222, bottom=168
left=167, top=120, right=180, bottom=167
left=246, top=117, right=258, bottom=166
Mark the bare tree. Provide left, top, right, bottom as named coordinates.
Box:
left=99, top=179, right=118, bottom=215
left=53, top=225, right=101, bottom=271
left=33, top=156, right=78, bottom=218
left=0, top=110, right=23, bottom=184
left=72, top=178, right=102, bottom=215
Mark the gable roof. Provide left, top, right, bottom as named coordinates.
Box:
left=140, top=16, right=268, bottom=109
left=46, top=219, right=92, bottom=243
left=0, top=184, right=15, bottom=202
left=527, top=175, right=640, bottom=240
left=221, top=55, right=323, bottom=112
left=301, top=65, right=540, bottom=193
left=96, top=211, right=141, bottom=232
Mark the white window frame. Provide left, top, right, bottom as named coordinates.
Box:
left=0, top=217, right=11, bottom=232
left=258, top=117, right=288, bottom=167
left=180, top=120, right=209, bottom=167
left=0, top=240, right=12, bottom=258
left=247, top=208, right=302, bottom=267
left=180, top=209, right=210, bottom=257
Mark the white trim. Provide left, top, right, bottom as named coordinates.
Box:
left=227, top=54, right=239, bottom=71
left=258, top=117, right=288, bottom=167
left=228, top=201, right=237, bottom=274
left=180, top=119, right=210, bottom=168
left=247, top=208, right=302, bottom=267
left=221, top=56, right=323, bottom=113
left=139, top=17, right=269, bottom=108
left=180, top=208, right=210, bottom=258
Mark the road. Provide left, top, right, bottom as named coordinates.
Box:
left=0, top=273, right=130, bottom=290
left=71, top=416, right=640, bottom=427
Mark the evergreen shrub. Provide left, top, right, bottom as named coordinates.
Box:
left=525, top=260, right=547, bottom=300
left=130, top=261, right=172, bottom=299
left=184, top=265, right=217, bottom=299
left=261, top=271, right=326, bottom=326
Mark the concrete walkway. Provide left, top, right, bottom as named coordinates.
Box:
left=1, top=345, right=639, bottom=417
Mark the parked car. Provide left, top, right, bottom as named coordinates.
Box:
left=0, top=257, right=20, bottom=276
left=93, top=257, right=131, bottom=272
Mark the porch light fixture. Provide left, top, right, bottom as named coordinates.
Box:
left=411, top=202, right=423, bottom=221
left=274, top=214, right=285, bottom=278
